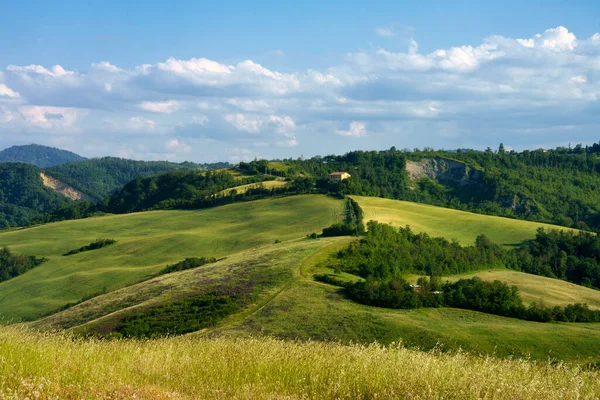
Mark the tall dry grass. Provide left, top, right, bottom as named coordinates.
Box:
left=0, top=326, right=598, bottom=399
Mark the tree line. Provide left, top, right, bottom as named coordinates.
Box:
left=0, top=247, right=46, bottom=283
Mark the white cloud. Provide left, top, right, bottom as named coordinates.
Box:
left=165, top=138, right=192, bottom=153
left=128, top=116, right=157, bottom=130
left=570, top=75, right=587, bottom=84
left=376, top=27, right=397, bottom=38
left=337, top=121, right=367, bottom=137
left=19, top=106, right=81, bottom=129
left=139, top=100, right=180, bottom=114
left=225, top=113, right=262, bottom=133
left=0, top=107, right=14, bottom=124
left=0, top=84, right=19, bottom=99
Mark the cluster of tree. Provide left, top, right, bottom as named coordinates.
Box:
left=0, top=163, right=72, bottom=228
left=345, top=276, right=600, bottom=323
left=237, top=160, right=270, bottom=175
left=0, top=144, right=87, bottom=168
left=333, top=221, right=505, bottom=278
left=45, top=157, right=229, bottom=201
left=115, top=293, right=241, bottom=338
left=0, top=247, right=46, bottom=283
left=510, top=228, right=600, bottom=290
left=321, top=223, right=362, bottom=237
left=160, top=257, right=218, bottom=274
left=63, top=239, right=116, bottom=256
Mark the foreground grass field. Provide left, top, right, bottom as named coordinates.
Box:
left=0, top=195, right=344, bottom=322
left=1, top=326, right=598, bottom=399
left=352, top=195, right=573, bottom=247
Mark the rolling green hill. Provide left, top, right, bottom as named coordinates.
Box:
left=0, top=144, right=86, bottom=168
left=14, top=194, right=599, bottom=364
left=351, top=195, right=573, bottom=247
left=0, top=195, right=344, bottom=321
left=30, top=229, right=600, bottom=364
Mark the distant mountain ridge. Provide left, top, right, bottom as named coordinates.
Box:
left=0, top=144, right=87, bottom=168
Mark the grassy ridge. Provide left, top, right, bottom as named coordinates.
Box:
left=1, top=326, right=598, bottom=399
left=0, top=195, right=344, bottom=322
left=352, top=195, right=573, bottom=247
left=32, top=238, right=343, bottom=334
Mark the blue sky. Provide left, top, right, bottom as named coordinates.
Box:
left=1, top=1, right=600, bottom=162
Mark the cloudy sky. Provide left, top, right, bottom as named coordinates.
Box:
left=2, top=1, right=600, bottom=163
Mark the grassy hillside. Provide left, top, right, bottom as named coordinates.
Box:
left=32, top=238, right=343, bottom=334
left=352, top=195, right=572, bottom=247
left=217, top=180, right=288, bottom=196
left=33, top=228, right=600, bottom=364
left=0, top=195, right=344, bottom=321
left=1, top=326, right=598, bottom=399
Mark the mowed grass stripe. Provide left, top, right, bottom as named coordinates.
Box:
left=0, top=195, right=344, bottom=322
left=351, top=195, right=574, bottom=247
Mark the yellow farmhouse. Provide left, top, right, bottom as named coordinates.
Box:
left=328, top=171, right=351, bottom=183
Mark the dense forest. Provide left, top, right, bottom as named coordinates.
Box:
left=0, top=156, right=229, bottom=228
left=330, top=221, right=600, bottom=291
left=0, top=144, right=87, bottom=168
left=0, top=163, right=72, bottom=228
left=334, top=221, right=506, bottom=278
left=45, top=157, right=230, bottom=200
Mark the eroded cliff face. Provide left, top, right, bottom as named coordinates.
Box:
left=406, top=158, right=483, bottom=186
left=40, top=173, right=93, bottom=201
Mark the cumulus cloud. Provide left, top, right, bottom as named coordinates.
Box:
left=0, top=84, right=19, bottom=99
left=337, top=121, right=367, bottom=137
left=139, top=100, right=180, bottom=114
left=19, top=106, right=82, bottom=129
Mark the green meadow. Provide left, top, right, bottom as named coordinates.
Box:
left=0, top=195, right=344, bottom=322
left=351, top=195, right=573, bottom=247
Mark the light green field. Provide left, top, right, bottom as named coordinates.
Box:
left=0, top=195, right=344, bottom=322
left=217, top=180, right=288, bottom=196
left=352, top=195, right=573, bottom=247
left=406, top=270, right=600, bottom=310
